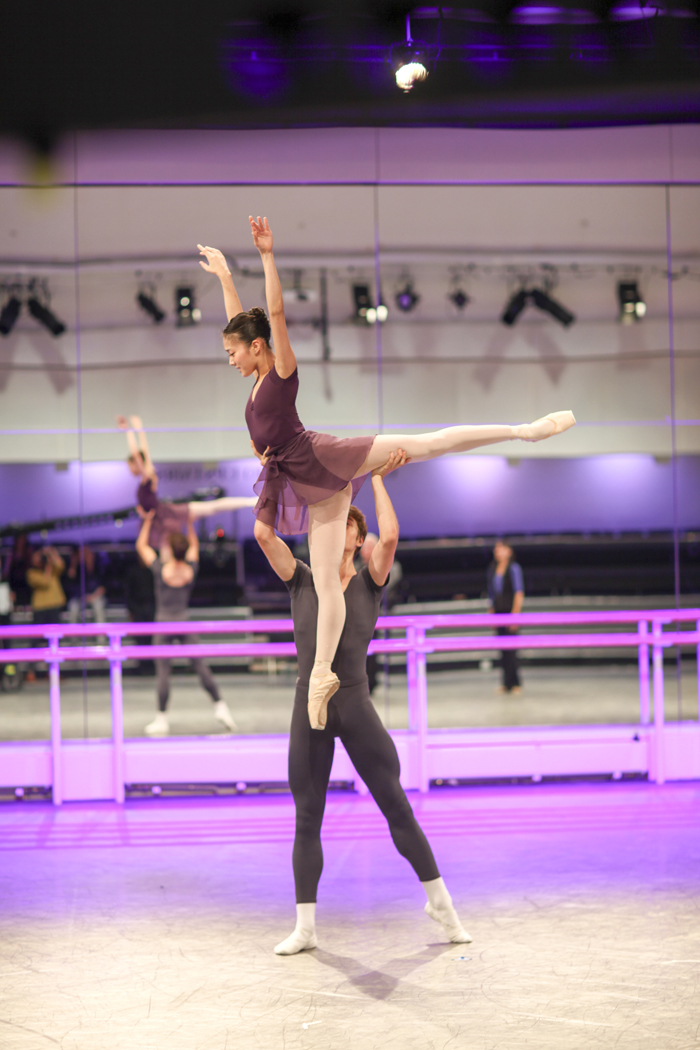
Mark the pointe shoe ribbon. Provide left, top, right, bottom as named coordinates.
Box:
left=307, top=671, right=340, bottom=730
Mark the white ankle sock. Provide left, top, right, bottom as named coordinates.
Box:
left=274, top=903, right=317, bottom=956
left=422, top=878, right=472, bottom=944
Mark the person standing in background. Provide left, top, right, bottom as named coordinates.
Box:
left=66, top=545, right=106, bottom=625
left=487, top=539, right=525, bottom=695
left=27, top=547, right=66, bottom=626
left=125, top=552, right=156, bottom=676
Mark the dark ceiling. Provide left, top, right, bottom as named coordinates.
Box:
left=2, top=1, right=700, bottom=153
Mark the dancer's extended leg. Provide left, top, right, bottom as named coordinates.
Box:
left=353, top=411, right=575, bottom=477
left=188, top=496, right=257, bottom=519
left=306, top=483, right=353, bottom=728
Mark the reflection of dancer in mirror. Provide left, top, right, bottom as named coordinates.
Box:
left=117, top=414, right=257, bottom=549
left=260, top=450, right=471, bottom=955
left=136, top=511, right=237, bottom=737
left=199, top=218, right=575, bottom=729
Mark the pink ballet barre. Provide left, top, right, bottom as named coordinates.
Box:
left=0, top=609, right=698, bottom=803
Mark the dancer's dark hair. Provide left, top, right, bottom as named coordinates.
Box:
left=347, top=506, right=367, bottom=545
left=223, top=307, right=271, bottom=347
left=168, top=532, right=190, bottom=562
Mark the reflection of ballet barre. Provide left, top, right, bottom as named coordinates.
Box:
left=0, top=610, right=699, bottom=806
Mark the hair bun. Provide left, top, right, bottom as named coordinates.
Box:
left=223, top=305, right=272, bottom=346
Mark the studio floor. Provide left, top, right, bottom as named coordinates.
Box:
left=1, top=781, right=699, bottom=1049
left=0, top=663, right=697, bottom=741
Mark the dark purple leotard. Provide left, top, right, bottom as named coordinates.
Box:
left=246, top=367, right=374, bottom=536
left=136, top=477, right=189, bottom=550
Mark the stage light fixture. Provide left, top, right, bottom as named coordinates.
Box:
left=392, top=16, right=429, bottom=92
left=395, top=281, right=420, bottom=313
left=617, top=281, right=646, bottom=324
left=530, top=288, right=575, bottom=327
left=0, top=295, right=22, bottom=335
left=27, top=284, right=66, bottom=337
left=501, top=289, right=529, bottom=326
left=137, top=291, right=166, bottom=324
left=175, top=286, right=201, bottom=327
left=448, top=288, right=470, bottom=311
left=352, top=284, right=387, bottom=325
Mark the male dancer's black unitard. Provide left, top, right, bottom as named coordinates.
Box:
left=263, top=450, right=472, bottom=955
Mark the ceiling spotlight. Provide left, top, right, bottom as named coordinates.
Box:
left=617, top=281, right=646, bottom=324
left=27, top=283, right=66, bottom=337
left=352, top=284, right=387, bottom=325
left=395, top=281, right=420, bottom=313
left=448, top=288, right=470, bottom=311
left=175, top=286, right=201, bottom=327
left=392, top=16, right=429, bottom=93
left=282, top=270, right=318, bottom=305
left=0, top=295, right=22, bottom=336
left=137, top=291, right=166, bottom=324
left=501, top=289, right=529, bottom=326
left=529, top=288, right=575, bottom=327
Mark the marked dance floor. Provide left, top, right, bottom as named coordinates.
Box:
left=1, top=782, right=699, bottom=1049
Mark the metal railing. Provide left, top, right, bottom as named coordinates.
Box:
left=1, top=608, right=699, bottom=803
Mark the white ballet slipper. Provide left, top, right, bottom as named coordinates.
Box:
left=425, top=901, right=473, bottom=944
left=518, top=409, right=576, bottom=442
left=307, top=671, right=340, bottom=730
left=274, top=928, right=318, bottom=955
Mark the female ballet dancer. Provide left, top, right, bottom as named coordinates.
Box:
left=117, top=414, right=257, bottom=549
left=260, top=449, right=471, bottom=955
left=198, top=218, right=575, bottom=729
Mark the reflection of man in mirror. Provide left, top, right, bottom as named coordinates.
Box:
left=487, top=539, right=525, bottom=695
left=66, top=545, right=106, bottom=625
left=117, top=414, right=256, bottom=550
left=135, top=510, right=237, bottom=737
left=26, top=547, right=66, bottom=626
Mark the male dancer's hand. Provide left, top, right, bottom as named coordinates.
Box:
left=371, top=449, right=411, bottom=480
left=249, top=215, right=273, bottom=255
left=197, top=245, right=230, bottom=278
left=251, top=440, right=272, bottom=467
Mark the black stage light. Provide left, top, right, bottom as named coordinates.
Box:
left=27, top=295, right=66, bottom=336
left=353, top=283, right=372, bottom=321
left=501, top=289, right=529, bottom=326
left=395, top=281, right=420, bottom=313
left=617, top=280, right=646, bottom=324
left=137, top=291, right=166, bottom=324
left=530, top=288, right=576, bottom=327
left=448, top=288, right=470, bottom=311
left=0, top=295, right=22, bottom=335
left=175, top=286, right=201, bottom=327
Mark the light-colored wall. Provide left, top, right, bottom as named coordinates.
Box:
left=0, top=126, right=698, bottom=467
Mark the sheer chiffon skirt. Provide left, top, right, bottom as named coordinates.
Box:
left=149, top=502, right=190, bottom=548
left=253, top=431, right=375, bottom=535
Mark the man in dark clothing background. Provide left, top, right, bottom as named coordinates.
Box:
left=487, top=539, right=525, bottom=694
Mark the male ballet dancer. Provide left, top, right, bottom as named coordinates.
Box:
left=261, top=451, right=471, bottom=955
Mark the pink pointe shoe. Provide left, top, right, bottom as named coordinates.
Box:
left=518, top=409, right=576, bottom=443
left=308, top=671, right=340, bottom=730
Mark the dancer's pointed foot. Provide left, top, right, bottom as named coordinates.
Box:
left=274, top=928, right=318, bottom=955
left=308, top=671, right=340, bottom=730
left=515, top=409, right=576, bottom=442
left=425, top=901, right=473, bottom=944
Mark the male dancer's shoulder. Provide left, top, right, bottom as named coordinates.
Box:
left=284, top=558, right=313, bottom=595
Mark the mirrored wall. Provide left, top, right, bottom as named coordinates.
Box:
left=1, top=173, right=698, bottom=740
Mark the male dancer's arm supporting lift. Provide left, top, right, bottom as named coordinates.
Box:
left=261, top=450, right=472, bottom=956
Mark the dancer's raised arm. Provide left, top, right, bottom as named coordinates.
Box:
left=367, top=451, right=408, bottom=586
left=184, top=521, right=199, bottom=565
left=250, top=216, right=296, bottom=379
left=135, top=510, right=157, bottom=568
left=198, top=245, right=243, bottom=321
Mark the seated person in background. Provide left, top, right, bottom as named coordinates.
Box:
left=66, top=545, right=106, bottom=625
left=487, top=538, right=525, bottom=695
left=27, top=547, right=66, bottom=626
left=135, top=511, right=237, bottom=737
